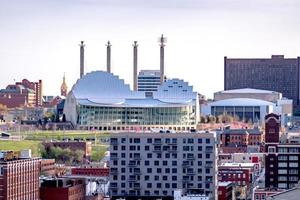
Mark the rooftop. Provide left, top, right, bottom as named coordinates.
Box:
left=218, top=88, right=280, bottom=94
left=71, top=71, right=197, bottom=107
left=209, top=98, right=274, bottom=107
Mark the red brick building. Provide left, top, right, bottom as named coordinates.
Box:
left=0, top=151, right=40, bottom=200
left=40, top=159, right=56, bottom=176
left=218, top=163, right=256, bottom=187
left=43, top=141, right=92, bottom=159
left=40, top=178, right=85, bottom=200
left=220, top=128, right=264, bottom=153
left=218, top=182, right=233, bottom=200
left=71, top=167, right=109, bottom=177
left=0, top=79, right=42, bottom=108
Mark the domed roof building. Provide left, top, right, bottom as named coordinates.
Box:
left=64, top=71, right=199, bottom=131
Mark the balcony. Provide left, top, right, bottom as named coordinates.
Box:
left=187, top=155, right=195, bottom=160
left=110, top=170, right=118, bottom=175
left=110, top=183, right=118, bottom=189
left=182, top=161, right=190, bottom=167
left=110, top=155, right=119, bottom=160
left=205, top=163, right=213, bottom=168
left=133, top=170, right=141, bottom=175
left=205, top=148, right=213, bottom=153
left=133, top=183, right=141, bottom=190
left=186, top=170, right=195, bottom=175
left=128, top=177, right=137, bottom=182
left=128, top=161, right=137, bottom=167
left=153, top=140, right=162, bottom=145
left=110, top=139, right=118, bottom=145
left=133, top=155, right=141, bottom=160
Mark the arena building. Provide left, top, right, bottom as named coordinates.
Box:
left=64, top=71, right=199, bottom=131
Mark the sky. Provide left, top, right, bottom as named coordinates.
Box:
left=1, top=0, right=300, bottom=98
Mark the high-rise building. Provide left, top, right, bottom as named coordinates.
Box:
left=109, top=131, right=217, bottom=199
left=224, top=55, right=300, bottom=113
left=137, top=70, right=162, bottom=92
left=264, top=113, right=281, bottom=189
left=0, top=150, right=40, bottom=200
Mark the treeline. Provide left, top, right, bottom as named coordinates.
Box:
left=40, top=145, right=84, bottom=164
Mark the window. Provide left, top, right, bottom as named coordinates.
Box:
left=147, top=153, right=152, bottom=158
left=154, top=161, right=159, bottom=166
left=155, top=176, right=159, bottom=181
left=147, top=138, right=152, bottom=143
left=198, top=146, right=202, bottom=151
left=147, top=168, right=152, bottom=173
left=145, top=176, right=150, bottom=181
left=145, top=160, right=150, bottom=166
left=268, top=146, right=276, bottom=153
left=198, top=138, right=202, bottom=143
left=157, top=168, right=162, bottom=173
left=206, top=138, right=210, bottom=144
left=145, top=146, right=150, bottom=151
left=172, top=176, right=177, bottom=181
left=147, top=183, right=152, bottom=188
left=172, top=161, right=177, bottom=166
left=163, top=176, right=168, bottom=181
left=172, top=168, right=177, bottom=173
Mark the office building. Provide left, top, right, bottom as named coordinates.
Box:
left=0, top=150, right=40, bottom=200
left=109, top=131, right=217, bottom=199
left=137, top=70, right=163, bottom=93
left=224, top=55, right=300, bottom=113
left=64, top=71, right=199, bottom=131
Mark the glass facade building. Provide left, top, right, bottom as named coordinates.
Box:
left=64, top=71, right=199, bottom=131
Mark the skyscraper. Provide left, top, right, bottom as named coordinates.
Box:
left=224, top=55, right=300, bottom=113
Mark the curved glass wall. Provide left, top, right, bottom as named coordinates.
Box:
left=77, top=105, right=196, bottom=126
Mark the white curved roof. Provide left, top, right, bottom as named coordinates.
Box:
left=209, top=98, right=275, bottom=107
left=70, top=71, right=197, bottom=107
left=218, top=88, right=280, bottom=94
left=154, top=79, right=197, bottom=103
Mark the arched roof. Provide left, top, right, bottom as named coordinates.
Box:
left=208, top=98, right=274, bottom=107
left=70, top=71, right=197, bottom=106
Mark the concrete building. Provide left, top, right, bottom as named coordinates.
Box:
left=0, top=79, right=42, bottom=108
left=0, top=150, right=40, bottom=200
left=224, top=55, right=300, bottom=113
left=211, top=88, right=293, bottom=126
left=174, top=189, right=209, bottom=200
left=64, top=71, right=199, bottom=131
left=109, top=131, right=217, bottom=199
left=40, top=177, right=85, bottom=200
left=202, top=95, right=292, bottom=125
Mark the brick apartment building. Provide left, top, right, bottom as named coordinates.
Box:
left=219, top=128, right=264, bottom=153
left=218, top=163, right=254, bottom=187
left=224, top=55, right=300, bottom=113
left=40, top=178, right=85, bottom=200
left=0, top=79, right=42, bottom=108
left=0, top=150, right=40, bottom=200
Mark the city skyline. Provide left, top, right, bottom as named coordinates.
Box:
left=1, top=0, right=300, bottom=97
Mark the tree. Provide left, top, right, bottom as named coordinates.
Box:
left=0, top=104, right=7, bottom=115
